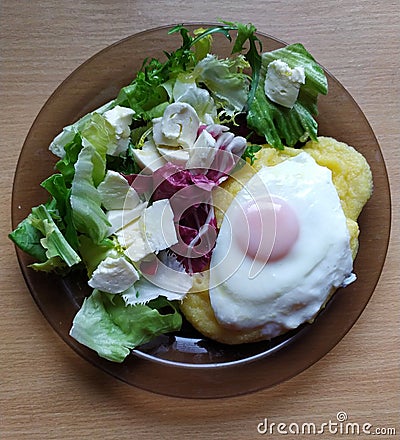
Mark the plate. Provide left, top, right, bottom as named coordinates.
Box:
left=11, top=24, right=391, bottom=398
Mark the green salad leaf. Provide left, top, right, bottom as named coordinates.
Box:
left=41, top=174, right=79, bottom=250
left=70, top=144, right=110, bottom=244
left=80, top=113, right=114, bottom=184
left=78, top=235, right=117, bottom=277
left=9, top=199, right=80, bottom=272
left=193, top=54, right=249, bottom=117
left=29, top=204, right=81, bottom=269
left=242, top=144, right=262, bottom=165
left=49, top=100, right=114, bottom=158
left=55, top=133, right=83, bottom=184
left=115, top=57, right=170, bottom=120
left=9, top=215, right=47, bottom=262
left=247, top=43, right=328, bottom=149
left=69, top=290, right=182, bottom=362
left=227, top=21, right=263, bottom=108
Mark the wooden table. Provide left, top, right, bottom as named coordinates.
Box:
left=1, top=1, right=399, bottom=438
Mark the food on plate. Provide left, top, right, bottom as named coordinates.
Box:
left=181, top=137, right=373, bottom=344
left=10, top=21, right=373, bottom=362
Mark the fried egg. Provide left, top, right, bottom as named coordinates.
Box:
left=180, top=137, right=373, bottom=344
left=208, top=152, right=355, bottom=336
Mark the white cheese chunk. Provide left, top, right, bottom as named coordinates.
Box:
left=88, top=256, right=139, bottom=294
left=186, top=129, right=217, bottom=170
left=264, top=59, right=305, bottom=108
left=106, top=201, right=147, bottom=236
left=157, top=145, right=190, bottom=166
left=152, top=102, right=200, bottom=150
left=121, top=199, right=177, bottom=262
left=98, top=170, right=140, bottom=210
left=120, top=218, right=153, bottom=262
left=122, top=252, right=193, bottom=305
left=123, top=223, right=153, bottom=262
left=103, top=105, right=135, bottom=156
left=132, top=138, right=166, bottom=173
left=140, top=199, right=178, bottom=252
left=103, top=105, right=135, bottom=138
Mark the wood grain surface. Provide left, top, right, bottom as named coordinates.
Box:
left=1, top=1, right=399, bottom=439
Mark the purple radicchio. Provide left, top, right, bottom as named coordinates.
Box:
left=123, top=124, right=247, bottom=273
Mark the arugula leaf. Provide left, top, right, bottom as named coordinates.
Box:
left=242, top=144, right=262, bottom=165
left=227, top=21, right=263, bottom=108
left=169, top=23, right=234, bottom=50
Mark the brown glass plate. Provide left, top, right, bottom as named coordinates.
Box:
left=11, top=24, right=391, bottom=398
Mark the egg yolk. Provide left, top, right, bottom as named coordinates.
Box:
left=235, top=196, right=299, bottom=262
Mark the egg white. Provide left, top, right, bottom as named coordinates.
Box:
left=208, top=152, right=355, bottom=337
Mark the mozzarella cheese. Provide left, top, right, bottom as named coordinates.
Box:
left=98, top=170, right=140, bottom=210
left=156, top=145, right=190, bottom=166
left=132, top=138, right=166, bottom=172
left=152, top=102, right=200, bottom=150
left=88, top=256, right=139, bottom=294
left=186, top=129, right=217, bottom=170
left=119, top=218, right=151, bottom=262
left=123, top=252, right=193, bottom=305
left=106, top=201, right=147, bottom=236
left=119, top=199, right=178, bottom=263
left=140, top=199, right=178, bottom=253
left=264, top=59, right=305, bottom=108
left=103, top=105, right=135, bottom=156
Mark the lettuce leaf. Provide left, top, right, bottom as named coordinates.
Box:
left=41, top=174, right=79, bottom=250
left=69, top=290, right=182, bottom=362
left=29, top=204, right=81, bottom=268
left=10, top=198, right=80, bottom=270
left=30, top=256, right=68, bottom=273
left=228, top=21, right=262, bottom=108
left=78, top=235, right=117, bottom=277
left=55, top=133, right=83, bottom=184
left=172, top=74, right=217, bottom=123
left=49, top=100, right=114, bottom=158
left=80, top=113, right=113, bottom=186
left=70, top=145, right=110, bottom=244
left=193, top=54, right=250, bottom=117
left=9, top=215, right=47, bottom=262
left=247, top=43, right=328, bottom=149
